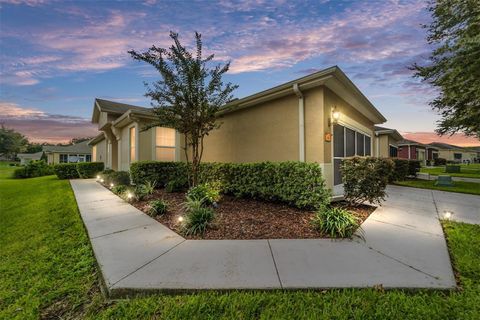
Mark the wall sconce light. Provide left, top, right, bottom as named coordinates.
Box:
left=328, top=107, right=340, bottom=127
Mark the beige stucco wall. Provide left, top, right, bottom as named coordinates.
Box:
left=201, top=94, right=300, bottom=163
left=438, top=150, right=476, bottom=162
left=377, top=135, right=398, bottom=158
left=94, top=139, right=107, bottom=164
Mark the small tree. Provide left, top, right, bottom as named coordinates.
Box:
left=129, top=32, right=238, bottom=186
left=0, top=125, right=28, bottom=160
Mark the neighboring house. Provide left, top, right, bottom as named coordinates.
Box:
left=43, top=141, right=92, bottom=164
left=17, top=151, right=43, bottom=165
left=89, top=66, right=388, bottom=195
left=398, top=139, right=439, bottom=165
left=428, top=142, right=478, bottom=163
left=374, top=126, right=403, bottom=158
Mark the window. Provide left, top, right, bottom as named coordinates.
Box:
left=356, top=133, right=365, bottom=156
left=130, top=126, right=136, bottom=162
left=365, top=136, right=371, bottom=156
left=86, top=154, right=92, bottom=162
left=68, top=155, right=79, bottom=163
left=345, top=128, right=355, bottom=157
left=155, top=127, right=176, bottom=161
left=389, top=145, right=398, bottom=157
left=454, top=153, right=462, bottom=160
left=333, top=124, right=344, bottom=158
left=59, top=154, right=68, bottom=163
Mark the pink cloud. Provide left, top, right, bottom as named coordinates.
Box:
left=402, top=132, right=480, bottom=147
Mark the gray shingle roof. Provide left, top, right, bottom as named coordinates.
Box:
left=42, top=141, right=91, bottom=154
left=95, top=98, right=150, bottom=114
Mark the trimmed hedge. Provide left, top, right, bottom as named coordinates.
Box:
left=342, top=157, right=394, bottom=205
left=389, top=159, right=422, bottom=182
left=53, top=163, right=80, bottom=179
left=103, top=171, right=131, bottom=186
left=13, top=160, right=54, bottom=179
left=131, top=161, right=330, bottom=209
left=77, top=162, right=105, bottom=178
left=434, top=157, right=447, bottom=166
left=408, top=160, right=421, bottom=176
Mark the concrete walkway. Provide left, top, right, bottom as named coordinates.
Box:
left=69, top=180, right=477, bottom=297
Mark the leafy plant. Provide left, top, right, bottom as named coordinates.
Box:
left=148, top=199, right=168, bottom=217
left=53, top=163, right=79, bottom=179
left=14, top=160, right=54, bottom=179
left=103, top=171, right=130, bottom=186
left=165, top=178, right=188, bottom=193
left=111, top=185, right=128, bottom=195
left=141, top=180, right=157, bottom=195
left=181, top=206, right=215, bottom=236
left=186, top=182, right=221, bottom=205
left=76, top=162, right=105, bottom=178
left=312, top=206, right=359, bottom=238
left=342, top=157, right=394, bottom=206
left=129, top=32, right=238, bottom=186
left=133, top=185, right=149, bottom=201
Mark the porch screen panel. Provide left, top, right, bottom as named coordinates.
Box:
left=334, top=159, right=343, bottom=185
left=356, top=133, right=365, bottom=156
left=334, top=124, right=345, bottom=157
left=345, top=128, right=355, bottom=157
left=365, top=136, right=371, bottom=156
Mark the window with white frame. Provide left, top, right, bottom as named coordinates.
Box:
left=155, top=127, right=175, bottom=161
left=59, top=154, right=68, bottom=163
left=130, top=126, right=136, bottom=162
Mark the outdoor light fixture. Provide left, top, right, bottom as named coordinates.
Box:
left=328, top=107, right=340, bottom=127
left=96, top=175, right=100, bottom=180
left=100, top=178, right=104, bottom=183
left=127, top=192, right=133, bottom=199
left=444, top=211, right=453, bottom=219
left=110, top=183, right=114, bottom=188
left=177, top=216, right=184, bottom=222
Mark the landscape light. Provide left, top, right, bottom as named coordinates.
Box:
left=444, top=211, right=452, bottom=219
left=110, top=183, right=114, bottom=188
left=100, top=178, right=104, bottom=183
left=177, top=216, right=184, bottom=222
left=96, top=175, right=100, bottom=180
left=127, top=192, right=133, bottom=199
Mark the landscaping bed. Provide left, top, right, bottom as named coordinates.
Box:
left=128, top=188, right=375, bottom=240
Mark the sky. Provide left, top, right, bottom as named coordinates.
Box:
left=0, top=0, right=479, bottom=146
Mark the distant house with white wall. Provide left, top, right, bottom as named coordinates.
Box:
left=17, top=151, right=43, bottom=165
left=428, top=142, right=478, bottom=163
left=42, top=141, right=92, bottom=164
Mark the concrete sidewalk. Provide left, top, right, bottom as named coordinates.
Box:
left=70, top=180, right=464, bottom=297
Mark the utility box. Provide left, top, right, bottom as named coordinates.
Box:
left=436, top=175, right=454, bottom=186
left=445, top=165, right=460, bottom=173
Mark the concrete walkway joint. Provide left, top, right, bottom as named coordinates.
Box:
left=69, top=180, right=478, bottom=296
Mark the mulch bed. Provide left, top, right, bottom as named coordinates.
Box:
left=128, top=188, right=375, bottom=240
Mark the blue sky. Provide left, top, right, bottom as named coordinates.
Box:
left=0, top=0, right=478, bottom=145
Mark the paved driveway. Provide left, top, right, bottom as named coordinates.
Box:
left=70, top=181, right=479, bottom=297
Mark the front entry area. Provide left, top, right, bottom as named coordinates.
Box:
left=333, top=124, right=372, bottom=196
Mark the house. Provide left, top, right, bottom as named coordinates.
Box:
left=17, top=151, right=44, bottom=165
left=43, top=141, right=92, bottom=164
left=397, top=139, right=439, bottom=165
left=374, top=126, right=403, bottom=158
left=89, top=66, right=388, bottom=195
left=428, top=142, right=478, bottom=163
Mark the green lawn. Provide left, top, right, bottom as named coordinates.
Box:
left=394, top=179, right=480, bottom=195
left=420, top=164, right=480, bottom=179
left=1, top=166, right=480, bottom=319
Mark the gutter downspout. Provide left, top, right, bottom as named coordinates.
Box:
left=293, top=83, right=305, bottom=162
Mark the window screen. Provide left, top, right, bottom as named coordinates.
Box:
left=365, top=136, right=371, bottom=156
left=389, top=146, right=398, bottom=157
left=356, top=133, right=365, bottom=156
left=334, top=124, right=344, bottom=157
left=345, top=128, right=355, bottom=157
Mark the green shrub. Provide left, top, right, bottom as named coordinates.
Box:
left=390, top=159, right=409, bottom=182
left=54, top=163, right=79, bottom=179
left=186, top=182, right=221, bottom=205
left=407, top=160, right=421, bottom=176
left=341, top=157, right=394, bottom=206
left=165, top=177, right=188, bottom=193
left=130, top=161, right=188, bottom=186
left=181, top=206, right=215, bottom=236
left=131, top=161, right=330, bottom=209
left=13, top=160, right=54, bottom=179
left=111, top=185, right=128, bottom=195
left=101, top=169, right=115, bottom=175
left=76, top=162, right=104, bottom=178
left=103, top=171, right=130, bottom=186
left=140, top=180, right=157, bottom=195
left=312, top=206, right=359, bottom=238
left=148, top=199, right=168, bottom=217
left=434, top=157, right=447, bottom=166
